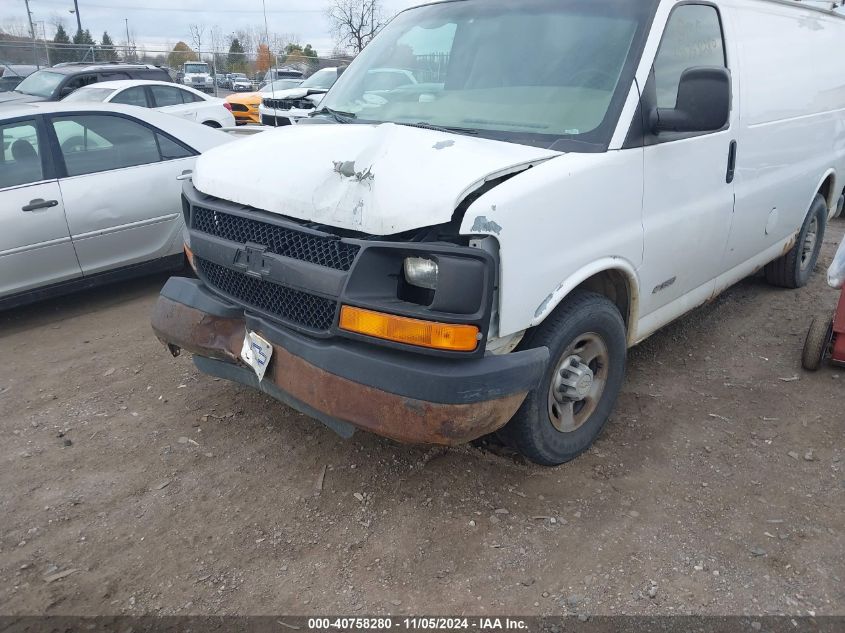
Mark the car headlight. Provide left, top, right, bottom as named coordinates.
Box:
left=404, top=257, right=438, bottom=290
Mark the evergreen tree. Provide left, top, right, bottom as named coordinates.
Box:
left=98, top=31, right=118, bottom=62
left=71, top=29, right=96, bottom=62
left=227, top=38, right=246, bottom=73
left=51, top=24, right=72, bottom=64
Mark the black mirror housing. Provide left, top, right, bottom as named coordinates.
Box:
left=650, top=66, right=731, bottom=134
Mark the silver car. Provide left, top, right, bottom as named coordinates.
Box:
left=0, top=101, right=232, bottom=309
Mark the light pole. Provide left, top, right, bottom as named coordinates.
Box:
left=124, top=18, right=131, bottom=61
left=68, top=0, right=82, bottom=35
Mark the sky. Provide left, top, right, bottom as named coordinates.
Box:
left=4, top=0, right=421, bottom=58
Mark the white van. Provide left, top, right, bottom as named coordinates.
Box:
left=153, top=0, right=845, bottom=465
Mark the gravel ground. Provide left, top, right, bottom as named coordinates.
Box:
left=0, top=219, right=843, bottom=617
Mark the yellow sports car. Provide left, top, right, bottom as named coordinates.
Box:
left=226, top=78, right=303, bottom=125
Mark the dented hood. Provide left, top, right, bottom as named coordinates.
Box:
left=192, top=123, right=560, bottom=235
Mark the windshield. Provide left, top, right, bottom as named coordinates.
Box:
left=261, top=79, right=302, bottom=93
left=321, top=0, right=656, bottom=149
left=14, top=70, right=64, bottom=98
left=232, top=74, right=248, bottom=80
left=302, top=69, right=337, bottom=90
left=62, top=87, right=115, bottom=103
left=184, top=64, right=208, bottom=74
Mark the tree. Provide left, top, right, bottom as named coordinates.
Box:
left=71, top=29, right=96, bottom=62
left=50, top=23, right=72, bottom=64
left=283, top=43, right=319, bottom=73
left=227, top=38, right=246, bottom=73
left=256, top=43, right=275, bottom=74
left=98, top=31, right=118, bottom=62
left=168, top=41, right=197, bottom=68
left=327, top=0, right=384, bottom=53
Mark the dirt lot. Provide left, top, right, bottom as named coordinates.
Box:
left=1, top=220, right=843, bottom=617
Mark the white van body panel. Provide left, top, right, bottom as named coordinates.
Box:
left=462, top=0, right=845, bottom=345
left=192, top=122, right=559, bottom=235
left=460, top=149, right=645, bottom=338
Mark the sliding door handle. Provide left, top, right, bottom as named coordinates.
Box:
left=22, top=198, right=59, bottom=212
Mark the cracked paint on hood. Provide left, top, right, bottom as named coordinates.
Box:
left=192, top=122, right=560, bottom=235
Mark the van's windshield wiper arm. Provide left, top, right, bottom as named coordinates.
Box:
left=310, top=107, right=357, bottom=123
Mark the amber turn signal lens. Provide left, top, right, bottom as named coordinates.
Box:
left=184, top=243, right=197, bottom=273
left=339, top=306, right=480, bottom=352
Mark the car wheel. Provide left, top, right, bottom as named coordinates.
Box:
left=498, top=291, right=627, bottom=466
left=765, top=194, right=827, bottom=289
left=834, top=194, right=845, bottom=219
left=802, top=314, right=834, bottom=372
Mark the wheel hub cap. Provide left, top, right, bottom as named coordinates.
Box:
left=557, top=356, right=594, bottom=401
left=547, top=333, right=609, bottom=434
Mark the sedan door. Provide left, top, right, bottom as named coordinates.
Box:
left=149, top=85, right=197, bottom=121
left=0, top=117, right=81, bottom=299
left=48, top=112, right=197, bottom=275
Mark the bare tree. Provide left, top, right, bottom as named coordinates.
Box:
left=327, top=0, right=385, bottom=54
left=189, top=23, right=206, bottom=61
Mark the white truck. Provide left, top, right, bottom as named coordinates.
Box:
left=153, top=0, right=845, bottom=465
left=181, top=62, right=213, bottom=94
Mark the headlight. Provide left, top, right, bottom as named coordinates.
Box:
left=404, top=257, right=438, bottom=290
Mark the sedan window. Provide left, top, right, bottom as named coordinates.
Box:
left=62, top=87, right=115, bottom=103
left=150, top=86, right=184, bottom=107
left=111, top=86, right=149, bottom=107
left=179, top=89, right=204, bottom=103
left=0, top=119, right=43, bottom=189
left=53, top=114, right=161, bottom=176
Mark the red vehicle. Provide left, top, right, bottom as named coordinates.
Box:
left=803, top=235, right=845, bottom=370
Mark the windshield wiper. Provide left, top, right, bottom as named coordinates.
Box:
left=395, top=121, right=479, bottom=136
left=310, top=107, right=357, bottom=123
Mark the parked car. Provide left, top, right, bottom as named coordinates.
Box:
left=262, top=67, right=304, bottom=86
left=62, top=80, right=236, bottom=128
left=216, top=73, right=230, bottom=88
left=225, top=78, right=303, bottom=125
left=0, top=65, right=37, bottom=93
left=152, top=0, right=845, bottom=466
left=0, top=102, right=232, bottom=309
left=258, top=67, right=341, bottom=126
left=0, top=63, right=172, bottom=106
left=228, top=73, right=252, bottom=92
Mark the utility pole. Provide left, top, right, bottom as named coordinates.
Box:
left=125, top=18, right=131, bottom=61
left=23, top=0, right=41, bottom=69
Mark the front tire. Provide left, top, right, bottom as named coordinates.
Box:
left=499, top=291, right=627, bottom=466
left=765, top=194, right=827, bottom=288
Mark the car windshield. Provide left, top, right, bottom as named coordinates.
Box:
left=301, top=69, right=337, bottom=90
left=232, top=74, right=248, bottom=80
left=14, top=70, right=65, bottom=98
left=321, top=0, right=656, bottom=149
left=261, top=79, right=302, bottom=93
left=184, top=64, right=208, bottom=74
left=62, top=87, right=115, bottom=102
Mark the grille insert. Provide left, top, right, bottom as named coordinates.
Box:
left=192, top=206, right=359, bottom=271
left=197, top=258, right=336, bottom=331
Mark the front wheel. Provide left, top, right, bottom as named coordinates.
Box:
left=499, top=291, right=627, bottom=466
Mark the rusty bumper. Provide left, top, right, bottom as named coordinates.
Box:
left=152, top=278, right=548, bottom=446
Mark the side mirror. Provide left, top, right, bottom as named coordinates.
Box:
left=59, top=86, right=75, bottom=98
left=650, top=66, right=731, bottom=134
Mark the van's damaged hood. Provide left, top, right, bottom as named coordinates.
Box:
left=192, top=123, right=560, bottom=235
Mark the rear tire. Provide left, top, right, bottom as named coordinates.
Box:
left=498, top=291, right=627, bottom=466
left=765, top=194, right=827, bottom=288
left=834, top=194, right=845, bottom=220
left=802, top=315, right=834, bottom=371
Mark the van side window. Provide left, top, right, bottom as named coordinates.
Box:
left=654, top=5, right=726, bottom=109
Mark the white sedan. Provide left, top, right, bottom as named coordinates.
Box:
left=63, top=80, right=236, bottom=128
left=0, top=101, right=233, bottom=309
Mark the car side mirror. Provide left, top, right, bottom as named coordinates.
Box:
left=59, top=86, right=75, bottom=98
left=649, top=66, right=731, bottom=134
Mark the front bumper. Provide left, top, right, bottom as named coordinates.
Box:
left=152, top=277, right=548, bottom=446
